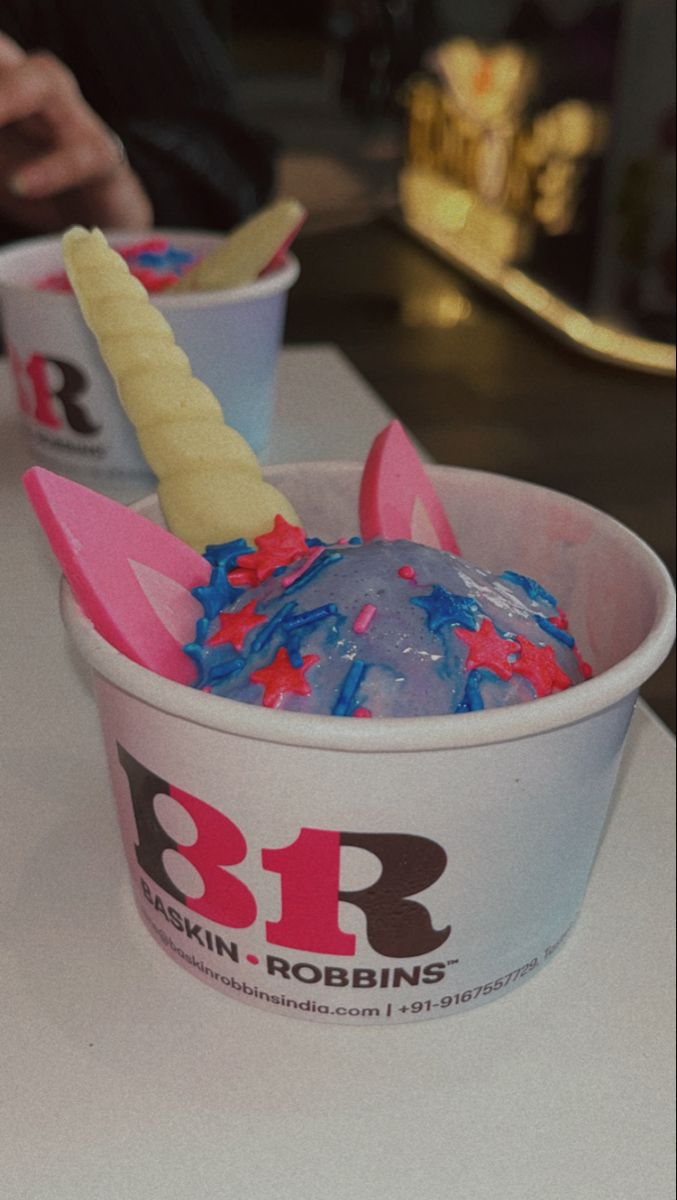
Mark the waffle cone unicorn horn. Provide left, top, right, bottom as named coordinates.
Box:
left=61, top=226, right=299, bottom=552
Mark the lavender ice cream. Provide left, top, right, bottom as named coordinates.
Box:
left=184, top=518, right=591, bottom=718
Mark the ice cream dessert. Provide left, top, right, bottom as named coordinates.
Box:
left=37, top=238, right=200, bottom=294
left=58, top=223, right=592, bottom=720
left=20, top=223, right=673, bottom=1036
left=40, top=199, right=306, bottom=298
left=185, top=519, right=591, bottom=718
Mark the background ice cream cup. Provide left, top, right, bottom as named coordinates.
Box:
left=0, top=230, right=299, bottom=478
left=60, top=463, right=676, bottom=1026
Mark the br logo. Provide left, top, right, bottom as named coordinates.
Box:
left=8, top=341, right=100, bottom=435
left=118, top=745, right=452, bottom=960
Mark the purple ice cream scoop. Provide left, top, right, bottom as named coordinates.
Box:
left=185, top=534, right=591, bottom=719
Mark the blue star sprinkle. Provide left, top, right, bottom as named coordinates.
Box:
left=500, top=571, right=558, bottom=609
left=203, top=538, right=253, bottom=570
left=455, top=668, right=500, bottom=713
left=535, top=615, right=575, bottom=648
left=411, top=586, right=480, bottom=634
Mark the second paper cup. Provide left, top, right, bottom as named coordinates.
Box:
left=0, top=230, right=299, bottom=478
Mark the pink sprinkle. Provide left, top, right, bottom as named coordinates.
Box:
left=353, top=603, right=377, bottom=634
left=353, top=708, right=373, bottom=719
left=398, top=565, right=417, bottom=581
left=281, top=545, right=324, bottom=589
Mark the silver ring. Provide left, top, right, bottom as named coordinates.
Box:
left=107, top=129, right=127, bottom=168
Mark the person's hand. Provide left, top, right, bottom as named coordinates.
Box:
left=0, top=32, right=153, bottom=233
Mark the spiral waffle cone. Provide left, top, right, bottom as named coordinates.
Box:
left=61, top=226, right=299, bottom=551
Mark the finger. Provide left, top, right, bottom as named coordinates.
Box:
left=9, top=129, right=124, bottom=198
left=0, top=51, right=78, bottom=126
left=0, top=32, right=27, bottom=71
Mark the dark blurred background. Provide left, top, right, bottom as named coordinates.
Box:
left=224, top=1, right=675, bottom=726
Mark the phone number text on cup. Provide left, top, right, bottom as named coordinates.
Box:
left=397, top=958, right=540, bottom=1014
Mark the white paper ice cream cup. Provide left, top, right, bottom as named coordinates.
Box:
left=0, top=230, right=298, bottom=477
left=61, top=464, right=676, bottom=1025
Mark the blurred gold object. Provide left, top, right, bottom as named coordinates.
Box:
left=400, top=36, right=675, bottom=376
left=400, top=285, right=472, bottom=330
left=398, top=173, right=675, bottom=375
left=406, top=70, right=605, bottom=248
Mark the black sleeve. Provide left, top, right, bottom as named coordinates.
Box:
left=0, top=0, right=277, bottom=231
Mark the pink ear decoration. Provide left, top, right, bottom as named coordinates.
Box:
left=23, top=467, right=211, bottom=684
left=358, top=421, right=461, bottom=555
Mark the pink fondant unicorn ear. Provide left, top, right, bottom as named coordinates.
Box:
left=23, top=467, right=210, bottom=684
left=359, top=421, right=461, bottom=554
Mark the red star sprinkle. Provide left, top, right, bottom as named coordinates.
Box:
left=512, top=637, right=572, bottom=697
left=250, top=647, right=320, bottom=708
left=455, top=619, right=519, bottom=680
left=550, top=609, right=570, bottom=631
left=206, top=601, right=267, bottom=651
left=228, top=516, right=309, bottom=588
left=575, top=647, right=594, bottom=680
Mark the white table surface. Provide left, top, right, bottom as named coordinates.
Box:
left=1, top=346, right=674, bottom=1200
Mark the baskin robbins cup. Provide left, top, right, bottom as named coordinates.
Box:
left=0, top=230, right=299, bottom=478
left=60, top=463, right=676, bottom=1026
